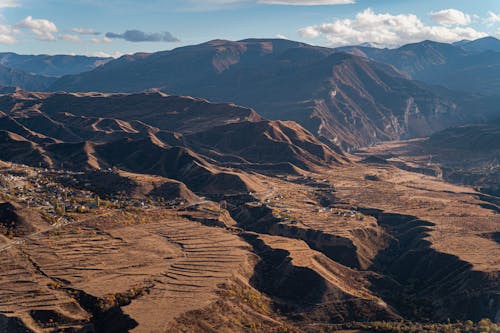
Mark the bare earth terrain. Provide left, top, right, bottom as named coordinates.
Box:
left=0, top=155, right=498, bottom=332
left=0, top=91, right=497, bottom=332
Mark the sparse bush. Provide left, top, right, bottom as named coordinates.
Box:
left=333, top=319, right=499, bottom=333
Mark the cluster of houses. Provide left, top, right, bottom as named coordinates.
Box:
left=0, top=163, right=187, bottom=220
left=0, top=165, right=96, bottom=213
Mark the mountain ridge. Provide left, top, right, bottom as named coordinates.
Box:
left=338, top=37, right=500, bottom=95
left=0, top=52, right=111, bottom=77
left=48, top=38, right=472, bottom=149
left=0, top=91, right=345, bottom=180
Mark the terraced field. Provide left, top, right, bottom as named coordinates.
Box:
left=0, top=209, right=253, bottom=332
left=0, top=245, right=89, bottom=331
left=122, top=219, right=252, bottom=333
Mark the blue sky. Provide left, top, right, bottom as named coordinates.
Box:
left=0, top=0, right=499, bottom=57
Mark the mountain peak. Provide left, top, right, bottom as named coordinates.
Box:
left=460, top=36, right=500, bottom=52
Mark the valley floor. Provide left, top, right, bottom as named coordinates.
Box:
left=0, top=150, right=498, bottom=332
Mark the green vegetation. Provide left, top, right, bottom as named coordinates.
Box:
left=331, top=319, right=499, bottom=333
left=226, top=281, right=270, bottom=314
left=98, top=287, right=146, bottom=311
left=53, top=200, right=66, bottom=216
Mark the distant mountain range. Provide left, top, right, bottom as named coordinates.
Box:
left=0, top=53, right=111, bottom=77
left=455, top=36, right=500, bottom=53
left=49, top=38, right=480, bottom=149
left=0, top=63, right=55, bottom=91
left=0, top=53, right=111, bottom=94
left=2, top=37, right=499, bottom=149
left=338, top=37, right=500, bottom=95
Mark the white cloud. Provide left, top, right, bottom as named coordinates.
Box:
left=17, top=16, right=58, bottom=41
left=430, top=9, right=471, bottom=26
left=189, top=0, right=248, bottom=4
left=298, top=26, right=320, bottom=38
left=298, top=8, right=487, bottom=47
left=486, top=11, right=500, bottom=25
left=0, top=4, right=61, bottom=44
left=187, top=0, right=353, bottom=9
left=71, top=27, right=100, bottom=35
left=0, top=0, right=20, bottom=8
left=0, top=0, right=20, bottom=44
left=91, top=36, right=112, bottom=44
left=87, top=51, right=122, bottom=58
left=60, top=34, right=81, bottom=42
left=259, top=0, right=354, bottom=4
left=0, top=24, right=17, bottom=44
left=276, top=34, right=288, bottom=39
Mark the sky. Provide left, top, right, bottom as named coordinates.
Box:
left=0, top=0, right=499, bottom=57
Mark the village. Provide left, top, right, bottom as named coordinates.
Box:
left=0, top=162, right=187, bottom=226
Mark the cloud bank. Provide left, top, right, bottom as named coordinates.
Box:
left=0, top=0, right=20, bottom=9
left=91, top=36, right=112, bottom=44
left=486, top=12, right=500, bottom=25
left=298, top=8, right=487, bottom=47
left=258, top=0, right=354, bottom=4
left=105, top=29, right=179, bottom=42
left=0, top=24, right=17, bottom=44
left=60, top=34, right=81, bottom=42
left=17, top=16, right=58, bottom=41
left=430, top=9, right=471, bottom=26
left=71, top=27, right=100, bottom=35
left=187, top=0, right=354, bottom=10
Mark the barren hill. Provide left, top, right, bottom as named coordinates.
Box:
left=0, top=91, right=344, bottom=195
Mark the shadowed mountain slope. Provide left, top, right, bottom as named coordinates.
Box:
left=428, top=121, right=500, bottom=152
left=338, top=39, right=500, bottom=96
left=0, top=91, right=344, bottom=195
left=49, top=39, right=467, bottom=149
left=0, top=52, right=111, bottom=77
left=457, top=37, right=500, bottom=53
left=0, top=63, right=55, bottom=91
left=0, top=53, right=110, bottom=91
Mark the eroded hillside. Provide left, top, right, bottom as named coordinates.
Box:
left=0, top=92, right=497, bottom=332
